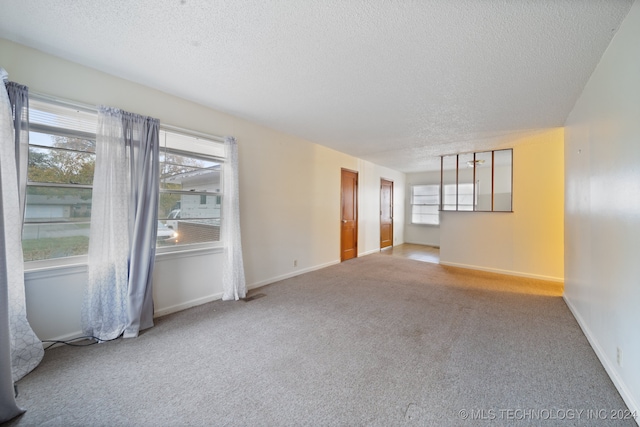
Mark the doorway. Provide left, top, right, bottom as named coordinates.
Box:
left=341, top=168, right=358, bottom=261
left=380, top=178, right=393, bottom=249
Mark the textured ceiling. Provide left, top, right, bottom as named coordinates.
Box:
left=0, top=0, right=633, bottom=172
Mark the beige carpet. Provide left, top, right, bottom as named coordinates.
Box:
left=8, top=254, right=634, bottom=426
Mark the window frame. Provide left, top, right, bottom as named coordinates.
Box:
left=440, top=149, right=513, bottom=212
left=410, top=184, right=440, bottom=225
left=23, top=97, right=97, bottom=268
left=23, top=94, right=226, bottom=270
left=156, top=128, right=225, bottom=254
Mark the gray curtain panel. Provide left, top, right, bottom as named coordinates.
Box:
left=1, top=74, right=43, bottom=422
left=122, top=112, right=159, bottom=337
left=5, top=82, right=29, bottom=218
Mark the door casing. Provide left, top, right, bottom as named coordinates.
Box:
left=341, top=168, right=358, bottom=262
left=380, top=178, right=393, bottom=249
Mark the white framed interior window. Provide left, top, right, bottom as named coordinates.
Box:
left=411, top=184, right=440, bottom=225
left=440, top=149, right=513, bottom=212
left=442, top=183, right=475, bottom=211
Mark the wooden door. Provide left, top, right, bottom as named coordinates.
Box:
left=380, top=179, right=393, bottom=249
left=341, top=169, right=358, bottom=261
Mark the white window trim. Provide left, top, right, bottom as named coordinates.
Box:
left=410, top=184, right=440, bottom=226
left=24, top=92, right=227, bottom=271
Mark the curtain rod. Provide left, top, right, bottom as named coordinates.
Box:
left=29, top=91, right=225, bottom=143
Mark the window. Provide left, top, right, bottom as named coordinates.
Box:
left=23, top=98, right=97, bottom=262
left=440, top=149, right=513, bottom=212
left=448, top=183, right=474, bottom=211
left=157, top=129, right=224, bottom=248
left=411, top=184, right=440, bottom=225
left=23, top=96, right=225, bottom=263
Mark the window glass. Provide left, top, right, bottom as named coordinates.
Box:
left=493, top=149, right=513, bottom=211
left=441, top=155, right=457, bottom=211
left=411, top=184, right=440, bottom=225
left=24, top=100, right=96, bottom=262
left=475, top=151, right=493, bottom=211
left=158, top=130, right=223, bottom=247
left=24, top=97, right=225, bottom=263
left=440, top=149, right=513, bottom=212
left=29, top=135, right=95, bottom=185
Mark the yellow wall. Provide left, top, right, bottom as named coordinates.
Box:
left=440, top=128, right=564, bottom=281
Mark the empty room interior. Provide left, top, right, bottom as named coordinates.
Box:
left=1, top=0, right=639, bottom=425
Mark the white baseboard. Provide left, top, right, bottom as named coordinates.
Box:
left=563, top=296, right=639, bottom=425
left=247, top=259, right=341, bottom=289
left=154, top=260, right=341, bottom=318
left=405, top=241, right=440, bottom=248
left=359, top=248, right=380, bottom=257
left=439, top=260, right=564, bottom=283
left=154, top=293, right=223, bottom=318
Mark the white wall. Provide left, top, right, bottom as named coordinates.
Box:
left=1, top=39, right=405, bottom=341
left=405, top=170, right=441, bottom=246
left=356, top=159, right=406, bottom=255
left=440, top=129, right=564, bottom=281
left=564, top=0, right=640, bottom=416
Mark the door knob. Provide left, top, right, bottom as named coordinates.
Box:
left=342, top=219, right=347, bottom=223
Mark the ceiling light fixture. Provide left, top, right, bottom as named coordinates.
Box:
left=466, top=159, right=485, bottom=168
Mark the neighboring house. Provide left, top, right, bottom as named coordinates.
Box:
left=24, top=194, right=91, bottom=221
left=163, top=166, right=221, bottom=244
left=164, top=166, right=221, bottom=226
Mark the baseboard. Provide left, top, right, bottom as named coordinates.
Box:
left=359, top=248, right=380, bottom=257
left=439, top=260, right=564, bottom=283
left=154, top=293, right=223, bottom=318
left=42, top=260, right=341, bottom=342
left=247, top=259, right=341, bottom=289
left=563, top=296, right=639, bottom=425
left=154, top=260, right=341, bottom=317
left=404, top=241, right=440, bottom=248
left=42, top=296, right=225, bottom=344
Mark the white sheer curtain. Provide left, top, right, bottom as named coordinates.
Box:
left=82, top=107, right=159, bottom=340
left=82, top=107, right=131, bottom=340
left=221, top=136, right=246, bottom=301
left=1, top=69, right=43, bottom=423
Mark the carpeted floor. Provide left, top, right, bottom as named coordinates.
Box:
left=8, top=254, right=635, bottom=426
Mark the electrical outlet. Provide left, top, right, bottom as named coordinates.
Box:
left=617, top=347, right=623, bottom=367
left=293, top=259, right=298, bottom=267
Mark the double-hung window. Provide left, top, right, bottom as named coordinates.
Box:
left=157, top=129, right=224, bottom=249
left=24, top=98, right=97, bottom=262
left=23, top=96, right=225, bottom=264
left=410, top=184, right=440, bottom=225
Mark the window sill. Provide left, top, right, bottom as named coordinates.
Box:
left=155, top=243, right=224, bottom=261
left=24, top=255, right=88, bottom=274
left=439, top=210, right=514, bottom=213
left=24, top=243, right=225, bottom=276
